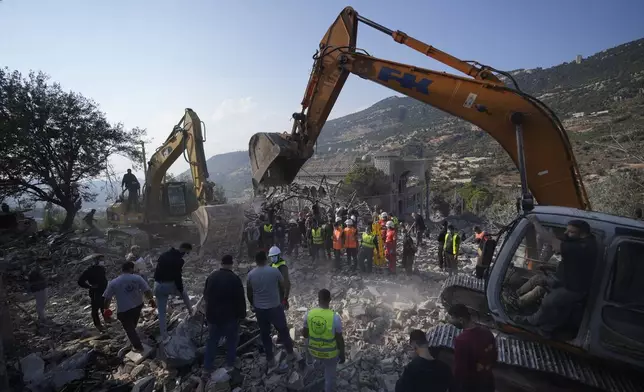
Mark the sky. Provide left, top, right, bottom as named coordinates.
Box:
left=1, top=0, right=643, bottom=179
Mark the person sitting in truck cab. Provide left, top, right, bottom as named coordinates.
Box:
left=516, top=216, right=597, bottom=335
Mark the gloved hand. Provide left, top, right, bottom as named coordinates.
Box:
left=148, top=299, right=157, bottom=308
left=103, top=308, right=113, bottom=320
left=281, top=298, right=290, bottom=310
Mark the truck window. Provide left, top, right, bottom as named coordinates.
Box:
left=609, top=241, right=644, bottom=304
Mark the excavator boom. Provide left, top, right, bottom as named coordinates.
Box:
left=248, top=6, right=590, bottom=210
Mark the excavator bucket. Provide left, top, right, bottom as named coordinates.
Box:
left=248, top=132, right=310, bottom=188
left=191, top=203, right=248, bottom=257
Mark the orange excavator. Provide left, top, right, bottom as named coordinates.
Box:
left=249, top=7, right=644, bottom=392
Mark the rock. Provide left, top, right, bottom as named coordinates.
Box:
left=125, top=344, right=154, bottom=365
left=131, top=375, right=156, bottom=392
left=20, top=353, right=45, bottom=384
left=343, top=303, right=367, bottom=319
left=380, top=357, right=395, bottom=372
left=50, top=369, right=85, bottom=389
left=131, top=363, right=147, bottom=378
left=287, top=371, right=303, bottom=390
left=264, top=373, right=282, bottom=388
left=379, top=373, right=399, bottom=392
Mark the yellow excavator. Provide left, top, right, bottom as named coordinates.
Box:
left=107, top=109, right=246, bottom=252
left=248, top=7, right=644, bottom=391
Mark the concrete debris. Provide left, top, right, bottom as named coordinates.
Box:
left=2, top=217, right=484, bottom=391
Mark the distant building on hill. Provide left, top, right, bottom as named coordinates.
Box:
left=294, top=151, right=431, bottom=218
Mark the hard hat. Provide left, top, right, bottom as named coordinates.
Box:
left=351, top=215, right=356, bottom=221
left=386, top=220, right=394, bottom=228
left=345, top=219, right=354, bottom=226
left=335, top=216, right=342, bottom=223
left=380, top=212, right=388, bottom=219
left=268, top=246, right=281, bottom=257
left=289, top=219, right=297, bottom=224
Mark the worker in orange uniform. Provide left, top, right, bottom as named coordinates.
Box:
left=343, top=219, right=359, bottom=271
left=385, top=220, right=397, bottom=274
left=332, top=218, right=344, bottom=270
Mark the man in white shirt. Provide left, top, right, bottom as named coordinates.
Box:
left=104, top=261, right=156, bottom=352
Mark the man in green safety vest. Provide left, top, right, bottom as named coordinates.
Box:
left=261, top=217, right=274, bottom=251
left=443, top=224, right=461, bottom=274
left=391, top=215, right=399, bottom=229
left=302, top=289, right=345, bottom=392
left=358, top=221, right=378, bottom=273
left=309, top=221, right=324, bottom=261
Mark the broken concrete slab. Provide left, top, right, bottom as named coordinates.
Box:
left=125, top=344, right=154, bottom=365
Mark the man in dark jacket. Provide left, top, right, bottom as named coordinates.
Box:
left=396, top=329, right=452, bottom=392
left=202, top=255, right=246, bottom=376
left=412, top=212, right=426, bottom=249
left=78, top=254, right=109, bottom=331
left=28, top=264, right=48, bottom=323
left=274, top=216, right=286, bottom=251
left=154, top=243, right=194, bottom=341
left=437, top=221, right=448, bottom=269
left=286, top=219, right=300, bottom=257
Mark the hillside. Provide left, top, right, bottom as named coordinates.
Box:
left=196, top=38, right=644, bottom=199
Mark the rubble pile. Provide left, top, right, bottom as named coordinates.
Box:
left=2, top=223, right=481, bottom=392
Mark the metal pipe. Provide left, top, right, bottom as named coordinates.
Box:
left=357, top=14, right=394, bottom=36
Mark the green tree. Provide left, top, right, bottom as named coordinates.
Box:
left=344, top=165, right=390, bottom=198
left=0, top=68, right=145, bottom=230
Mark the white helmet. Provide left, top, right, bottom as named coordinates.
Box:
left=350, top=215, right=357, bottom=221
left=345, top=219, right=354, bottom=226
left=289, top=219, right=296, bottom=224
left=380, top=212, right=388, bottom=219
left=386, top=220, right=394, bottom=229
left=268, top=246, right=281, bottom=257
left=335, top=216, right=342, bottom=223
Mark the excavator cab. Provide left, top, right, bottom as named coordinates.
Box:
left=486, top=207, right=644, bottom=371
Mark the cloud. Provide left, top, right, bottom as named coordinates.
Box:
left=212, top=97, right=257, bottom=122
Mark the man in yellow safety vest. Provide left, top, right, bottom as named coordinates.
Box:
left=443, top=224, right=461, bottom=274
left=309, top=221, right=324, bottom=261
left=359, top=221, right=378, bottom=273
left=302, top=289, right=345, bottom=392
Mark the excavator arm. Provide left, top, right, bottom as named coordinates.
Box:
left=144, top=108, right=213, bottom=221
left=248, top=6, right=590, bottom=210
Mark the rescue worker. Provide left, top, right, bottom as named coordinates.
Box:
left=309, top=221, right=324, bottom=261
left=321, top=218, right=334, bottom=260
left=332, top=218, right=344, bottom=270
left=378, top=212, right=388, bottom=228
left=344, top=219, right=359, bottom=271
left=297, top=213, right=307, bottom=247
left=77, top=254, right=109, bottom=332
left=449, top=304, right=497, bottom=392
left=104, top=262, right=156, bottom=353
left=302, top=289, right=345, bottom=392
left=402, top=226, right=417, bottom=275
left=268, top=246, right=291, bottom=310
left=412, top=212, right=426, bottom=249
left=391, top=214, right=400, bottom=229
left=83, top=209, right=97, bottom=230
left=371, top=215, right=387, bottom=273
left=121, top=169, right=140, bottom=212
left=261, top=218, right=274, bottom=252
left=244, top=221, right=261, bottom=258
left=274, top=216, right=286, bottom=251
left=436, top=221, right=448, bottom=269
left=286, top=218, right=301, bottom=258
left=385, top=220, right=397, bottom=274
left=358, top=220, right=378, bottom=273
left=443, top=225, right=461, bottom=274
left=474, top=226, right=490, bottom=279
left=28, top=262, right=48, bottom=323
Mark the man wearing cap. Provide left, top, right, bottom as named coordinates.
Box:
left=78, top=254, right=109, bottom=332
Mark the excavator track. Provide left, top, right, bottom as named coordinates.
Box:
left=439, top=274, right=494, bottom=327
left=427, top=324, right=642, bottom=392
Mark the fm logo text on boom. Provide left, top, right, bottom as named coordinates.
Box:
left=377, top=67, right=432, bottom=95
